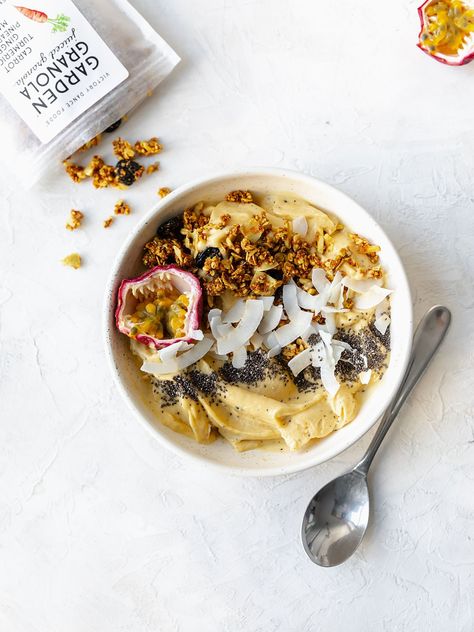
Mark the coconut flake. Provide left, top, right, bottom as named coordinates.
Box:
left=374, top=298, right=391, bottom=335
left=374, top=313, right=391, bottom=335
left=208, top=308, right=222, bottom=322
left=342, top=277, right=382, bottom=293
left=268, top=344, right=282, bottom=358
left=159, top=341, right=191, bottom=362
left=274, top=311, right=313, bottom=347
left=260, top=296, right=275, bottom=311
left=142, top=336, right=214, bottom=376
left=288, top=348, right=312, bottom=376
left=318, top=330, right=340, bottom=397
left=301, top=324, right=318, bottom=341
left=217, top=299, right=264, bottom=355
left=263, top=331, right=279, bottom=349
left=296, top=285, right=319, bottom=311
left=250, top=332, right=263, bottom=349
left=328, top=271, right=343, bottom=305
left=292, top=216, right=308, bottom=237
left=321, top=311, right=336, bottom=334
left=283, top=282, right=301, bottom=320
left=321, top=363, right=340, bottom=397
left=232, top=346, right=248, bottom=369
left=209, top=349, right=229, bottom=361
left=222, top=299, right=246, bottom=323
left=189, top=329, right=204, bottom=341
left=359, top=369, right=372, bottom=385
left=354, top=286, right=392, bottom=310
left=312, top=268, right=329, bottom=294
left=258, top=304, right=283, bottom=334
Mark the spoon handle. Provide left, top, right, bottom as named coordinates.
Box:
left=355, top=305, right=451, bottom=475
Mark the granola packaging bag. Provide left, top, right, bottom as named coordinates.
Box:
left=0, top=0, right=179, bottom=187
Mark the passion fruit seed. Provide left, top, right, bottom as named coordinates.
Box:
left=156, top=215, right=184, bottom=239
left=195, top=247, right=222, bottom=268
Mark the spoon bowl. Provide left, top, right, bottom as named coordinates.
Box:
left=302, top=470, right=369, bottom=567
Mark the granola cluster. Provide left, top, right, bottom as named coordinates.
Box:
left=114, top=200, right=131, bottom=215
left=281, top=337, right=309, bottom=361
left=113, top=138, right=136, bottom=160
left=225, top=190, right=254, bottom=203
left=66, top=209, right=84, bottom=231
left=134, top=137, right=163, bottom=156
left=158, top=187, right=171, bottom=198
left=349, top=233, right=380, bottom=263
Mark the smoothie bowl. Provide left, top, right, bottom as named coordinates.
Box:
left=104, top=169, right=412, bottom=476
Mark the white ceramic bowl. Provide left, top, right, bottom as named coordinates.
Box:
left=104, top=168, right=413, bottom=477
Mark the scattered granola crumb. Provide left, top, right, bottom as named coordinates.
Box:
left=114, top=199, right=131, bottom=215
left=103, top=217, right=114, bottom=229
left=64, top=161, right=87, bottom=183
left=78, top=134, right=102, bottom=152
left=146, top=162, right=160, bottom=174
left=62, top=253, right=81, bottom=269
left=134, top=137, right=163, bottom=156
left=158, top=187, right=171, bottom=198
left=112, top=137, right=136, bottom=160
left=225, top=190, right=253, bottom=203
left=83, top=155, right=119, bottom=189
left=66, top=209, right=84, bottom=231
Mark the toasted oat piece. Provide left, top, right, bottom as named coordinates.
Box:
left=63, top=161, right=87, bottom=183
left=114, top=200, right=131, bottom=215
left=349, top=233, right=381, bottom=263
left=225, top=190, right=253, bottom=203
left=78, top=134, right=102, bottom=152
left=103, top=217, right=114, bottom=228
left=61, top=253, right=81, bottom=269
left=134, top=137, right=163, bottom=156
left=158, top=187, right=171, bottom=198
left=146, top=162, right=160, bottom=174
left=281, top=338, right=308, bottom=361
left=66, top=209, right=84, bottom=231
left=83, top=155, right=119, bottom=189
left=112, top=137, right=136, bottom=160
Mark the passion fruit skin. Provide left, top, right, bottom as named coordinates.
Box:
left=115, top=265, right=203, bottom=350
left=417, top=0, right=474, bottom=66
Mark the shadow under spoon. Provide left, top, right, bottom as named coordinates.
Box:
left=301, top=305, right=452, bottom=567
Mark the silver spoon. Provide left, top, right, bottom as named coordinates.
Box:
left=302, top=305, right=451, bottom=567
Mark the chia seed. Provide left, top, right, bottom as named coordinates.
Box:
left=153, top=375, right=198, bottom=407
left=187, top=370, right=218, bottom=396
left=335, top=324, right=389, bottom=382
left=219, top=350, right=266, bottom=384
left=370, top=321, right=391, bottom=350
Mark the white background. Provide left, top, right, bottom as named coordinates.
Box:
left=1, top=1, right=474, bottom=630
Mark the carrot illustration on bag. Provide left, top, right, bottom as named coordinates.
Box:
left=14, top=6, right=70, bottom=32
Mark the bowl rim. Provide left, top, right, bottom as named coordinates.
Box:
left=103, top=167, right=413, bottom=477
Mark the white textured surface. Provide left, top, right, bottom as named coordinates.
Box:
left=1, top=0, right=474, bottom=630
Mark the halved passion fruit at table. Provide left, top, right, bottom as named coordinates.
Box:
left=115, top=265, right=202, bottom=349
left=418, top=0, right=474, bottom=65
